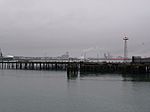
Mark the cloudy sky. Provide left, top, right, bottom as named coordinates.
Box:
left=0, top=0, right=150, bottom=57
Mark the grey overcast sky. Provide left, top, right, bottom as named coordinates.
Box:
left=0, top=0, right=150, bottom=57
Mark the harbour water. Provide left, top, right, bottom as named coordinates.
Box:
left=0, top=70, right=150, bottom=112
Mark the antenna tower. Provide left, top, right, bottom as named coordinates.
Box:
left=0, top=48, right=2, bottom=57
left=123, top=34, right=129, bottom=61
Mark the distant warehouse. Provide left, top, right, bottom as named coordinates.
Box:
left=132, top=56, right=150, bottom=63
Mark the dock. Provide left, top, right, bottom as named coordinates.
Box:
left=1, top=57, right=150, bottom=75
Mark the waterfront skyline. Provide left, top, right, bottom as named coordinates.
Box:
left=0, top=0, right=150, bottom=57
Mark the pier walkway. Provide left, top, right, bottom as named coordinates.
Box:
left=1, top=59, right=150, bottom=75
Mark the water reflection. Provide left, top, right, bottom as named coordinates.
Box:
left=80, top=72, right=106, bottom=77
left=122, top=73, right=150, bottom=82
left=68, top=72, right=150, bottom=82
left=67, top=71, right=78, bottom=80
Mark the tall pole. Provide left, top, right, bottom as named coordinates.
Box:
left=84, top=52, right=86, bottom=61
left=0, top=48, right=2, bottom=57
left=123, top=36, right=129, bottom=61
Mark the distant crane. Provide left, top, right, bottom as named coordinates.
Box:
left=123, top=34, right=129, bottom=61
left=0, top=48, right=3, bottom=57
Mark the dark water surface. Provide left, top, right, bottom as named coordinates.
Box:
left=0, top=70, right=150, bottom=112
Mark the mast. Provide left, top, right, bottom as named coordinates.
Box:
left=123, top=35, right=129, bottom=61
left=0, top=48, right=3, bottom=57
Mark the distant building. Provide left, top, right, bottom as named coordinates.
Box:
left=57, top=52, right=70, bottom=59
left=61, top=52, right=69, bottom=58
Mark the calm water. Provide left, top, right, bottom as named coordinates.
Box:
left=0, top=70, right=150, bottom=112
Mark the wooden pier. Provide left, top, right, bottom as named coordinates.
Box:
left=1, top=60, right=150, bottom=75
left=80, top=62, right=150, bottom=74
left=0, top=61, right=70, bottom=71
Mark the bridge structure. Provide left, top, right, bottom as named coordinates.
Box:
left=0, top=57, right=150, bottom=78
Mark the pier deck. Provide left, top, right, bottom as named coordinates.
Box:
left=0, top=60, right=150, bottom=75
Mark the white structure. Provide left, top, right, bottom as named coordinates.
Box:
left=0, top=48, right=3, bottom=57
left=123, top=36, right=129, bottom=61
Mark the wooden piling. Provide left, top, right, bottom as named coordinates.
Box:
left=0, top=61, right=150, bottom=74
